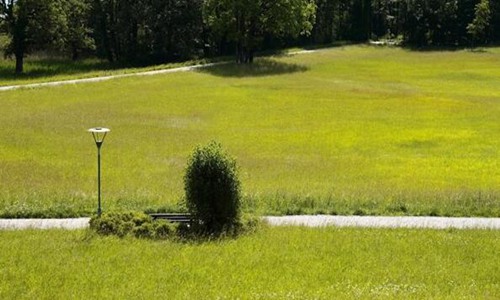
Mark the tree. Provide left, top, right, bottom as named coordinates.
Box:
left=490, top=0, right=500, bottom=42
left=203, top=0, right=316, bottom=63
left=312, top=0, right=337, bottom=44
left=90, top=0, right=204, bottom=64
left=144, top=0, right=204, bottom=62
left=1, top=0, right=23, bottom=72
left=1, top=0, right=66, bottom=73
left=91, top=0, right=142, bottom=62
left=350, top=0, right=371, bottom=41
left=62, top=0, right=95, bottom=60
left=467, top=0, right=491, bottom=47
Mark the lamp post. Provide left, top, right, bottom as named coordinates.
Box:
left=88, top=127, right=110, bottom=216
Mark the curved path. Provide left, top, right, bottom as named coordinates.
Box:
left=1, top=215, right=500, bottom=230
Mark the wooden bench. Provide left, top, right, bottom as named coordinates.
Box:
left=148, top=213, right=192, bottom=225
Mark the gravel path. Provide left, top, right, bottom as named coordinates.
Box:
left=0, top=218, right=91, bottom=230
left=264, top=215, right=500, bottom=230
left=1, top=215, right=500, bottom=230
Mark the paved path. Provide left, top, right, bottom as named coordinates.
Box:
left=0, top=218, right=91, bottom=230
left=264, top=215, right=500, bottom=230
left=2, top=216, right=500, bottom=230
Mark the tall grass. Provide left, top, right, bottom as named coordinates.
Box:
left=0, top=227, right=499, bottom=298
left=0, top=46, right=499, bottom=217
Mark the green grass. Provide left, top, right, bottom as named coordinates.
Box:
left=0, top=55, right=214, bottom=87
left=0, top=45, right=499, bottom=217
left=0, top=35, right=7, bottom=53
left=0, top=227, right=499, bottom=298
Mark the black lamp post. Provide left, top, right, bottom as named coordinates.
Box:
left=88, top=127, right=110, bottom=216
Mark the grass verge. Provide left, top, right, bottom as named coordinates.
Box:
left=0, top=227, right=499, bottom=299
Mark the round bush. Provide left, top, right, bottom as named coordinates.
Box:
left=184, top=141, right=241, bottom=233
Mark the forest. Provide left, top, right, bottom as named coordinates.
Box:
left=1, top=0, right=499, bottom=73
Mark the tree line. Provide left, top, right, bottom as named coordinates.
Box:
left=1, top=0, right=499, bottom=73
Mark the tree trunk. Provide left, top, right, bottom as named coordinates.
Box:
left=362, top=0, right=372, bottom=41
left=236, top=41, right=244, bottom=63
left=235, top=43, right=254, bottom=64
left=15, top=54, right=24, bottom=74
left=71, top=43, right=79, bottom=61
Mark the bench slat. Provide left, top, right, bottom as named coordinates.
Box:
left=148, top=213, right=192, bottom=224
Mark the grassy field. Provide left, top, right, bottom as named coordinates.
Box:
left=0, top=227, right=499, bottom=299
left=0, top=55, right=213, bottom=87
left=0, top=45, right=499, bottom=217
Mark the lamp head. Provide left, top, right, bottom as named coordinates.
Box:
left=88, top=127, right=110, bottom=146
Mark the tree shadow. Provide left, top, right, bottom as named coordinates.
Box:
left=0, top=56, right=165, bottom=85
left=301, top=40, right=357, bottom=51
left=0, top=57, right=120, bottom=83
left=197, top=58, right=308, bottom=78
left=255, top=41, right=357, bottom=58
left=469, top=48, right=488, bottom=53
left=402, top=45, right=466, bottom=52
left=400, top=44, right=499, bottom=54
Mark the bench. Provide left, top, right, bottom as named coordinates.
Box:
left=148, top=213, right=192, bottom=225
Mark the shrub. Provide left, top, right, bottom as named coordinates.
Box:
left=153, top=220, right=178, bottom=239
left=238, top=214, right=262, bottom=234
left=184, top=141, right=241, bottom=234
left=133, top=222, right=155, bottom=239
left=89, top=211, right=180, bottom=239
left=89, top=211, right=152, bottom=237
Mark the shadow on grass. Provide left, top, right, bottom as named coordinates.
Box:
left=250, top=41, right=357, bottom=59
left=0, top=58, right=120, bottom=83
left=197, top=58, right=308, bottom=78
left=401, top=43, right=500, bottom=53
left=0, top=57, right=172, bottom=84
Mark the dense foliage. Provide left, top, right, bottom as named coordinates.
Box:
left=89, top=210, right=260, bottom=239
left=2, top=0, right=500, bottom=72
left=184, top=142, right=241, bottom=234
left=90, top=0, right=204, bottom=63
left=203, top=0, right=316, bottom=63
left=89, top=211, right=180, bottom=239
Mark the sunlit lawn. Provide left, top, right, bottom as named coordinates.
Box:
left=0, top=227, right=499, bottom=299
left=0, top=45, right=498, bottom=217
